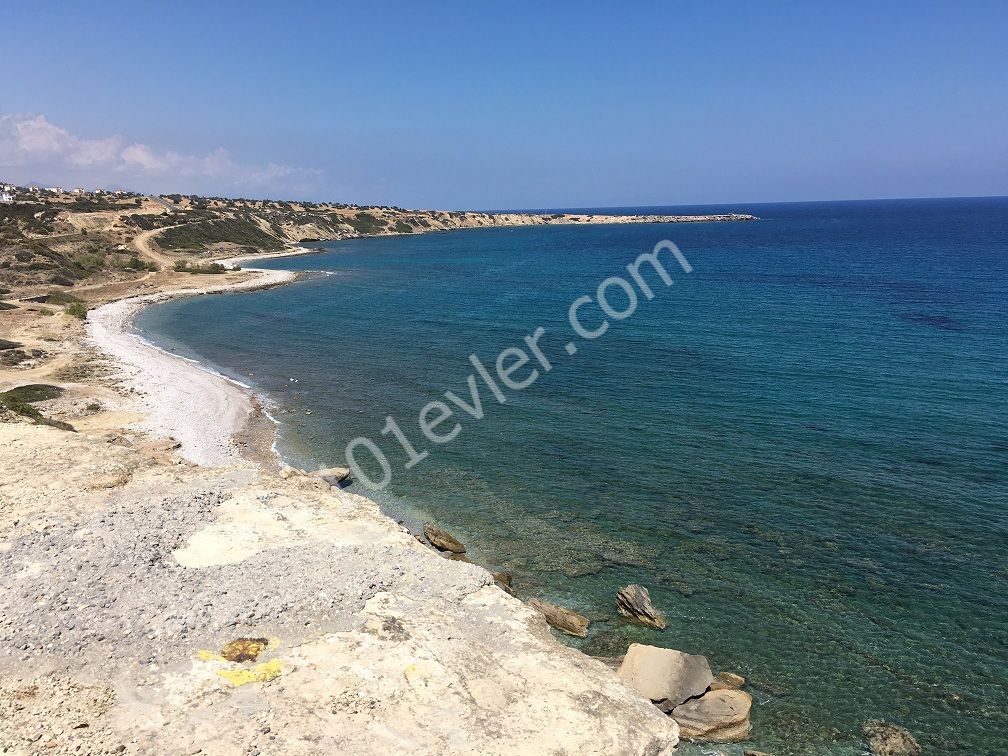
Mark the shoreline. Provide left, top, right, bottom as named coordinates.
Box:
left=86, top=265, right=299, bottom=468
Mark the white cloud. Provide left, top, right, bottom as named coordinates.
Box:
left=0, top=112, right=318, bottom=192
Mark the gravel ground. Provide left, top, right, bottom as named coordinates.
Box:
left=0, top=456, right=682, bottom=755
left=0, top=472, right=487, bottom=677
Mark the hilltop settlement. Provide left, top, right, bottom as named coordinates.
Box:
left=3, top=183, right=913, bottom=756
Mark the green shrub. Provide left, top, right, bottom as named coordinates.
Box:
left=187, top=262, right=229, bottom=274
left=65, top=302, right=88, bottom=320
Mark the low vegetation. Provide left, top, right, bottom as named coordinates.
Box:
left=342, top=212, right=387, bottom=235
left=1, top=211, right=153, bottom=287
left=173, top=260, right=233, bottom=274
left=155, top=219, right=283, bottom=251
left=0, top=203, right=59, bottom=235
left=72, top=249, right=156, bottom=273
left=44, top=290, right=83, bottom=305
left=0, top=383, right=74, bottom=430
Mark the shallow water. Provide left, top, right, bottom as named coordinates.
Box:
left=137, top=198, right=1008, bottom=754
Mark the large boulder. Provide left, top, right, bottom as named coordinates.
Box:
left=862, top=720, right=921, bottom=756
left=527, top=598, right=589, bottom=638
left=671, top=689, right=752, bottom=742
left=616, top=643, right=713, bottom=705
left=422, top=522, right=466, bottom=553
left=616, top=584, right=667, bottom=630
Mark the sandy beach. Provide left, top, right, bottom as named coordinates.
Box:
left=86, top=267, right=295, bottom=467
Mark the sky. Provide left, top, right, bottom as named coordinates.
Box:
left=1, top=1, right=1006, bottom=209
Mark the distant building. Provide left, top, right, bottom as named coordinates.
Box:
left=73, top=187, right=86, bottom=194
left=0, top=191, right=13, bottom=203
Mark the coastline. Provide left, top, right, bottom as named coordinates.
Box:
left=0, top=243, right=691, bottom=753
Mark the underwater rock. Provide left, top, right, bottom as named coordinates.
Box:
left=862, top=720, right=921, bottom=756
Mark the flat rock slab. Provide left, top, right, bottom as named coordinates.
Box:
left=617, top=643, right=713, bottom=705
left=672, top=689, right=752, bottom=743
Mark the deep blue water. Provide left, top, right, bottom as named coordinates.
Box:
left=136, top=198, right=1008, bottom=754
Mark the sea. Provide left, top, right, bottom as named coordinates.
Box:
left=135, top=197, right=1008, bottom=754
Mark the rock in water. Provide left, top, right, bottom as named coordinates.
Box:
left=616, top=643, right=713, bottom=705
left=422, top=522, right=466, bottom=553
left=491, top=572, right=516, bottom=596
left=710, top=671, right=746, bottom=690
left=527, top=598, right=589, bottom=638
left=862, top=720, right=921, bottom=756
left=671, top=689, right=752, bottom=742
left=616, top=584, right=667, bottom=629
left=316, top=466, right=351, bottom=486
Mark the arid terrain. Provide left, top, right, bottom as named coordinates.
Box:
left=0, top=184, right=756, bottom=295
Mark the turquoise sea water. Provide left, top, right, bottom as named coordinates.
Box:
left=136, top=198, right=1008, bottom=754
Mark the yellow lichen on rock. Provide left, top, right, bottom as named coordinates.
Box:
left=216, top=659, right=283, bottom=687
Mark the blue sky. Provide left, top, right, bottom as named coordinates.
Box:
left=2, top=1, right=1006, bottom=208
